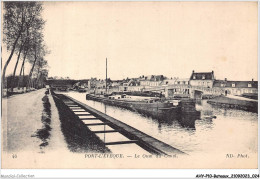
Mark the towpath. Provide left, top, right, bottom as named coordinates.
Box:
left=2, top=88, right=68, bottom=153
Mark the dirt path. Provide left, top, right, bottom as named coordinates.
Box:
left=2, top=89, right=68, bottom=153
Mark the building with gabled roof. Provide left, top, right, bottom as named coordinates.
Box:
left=189, top=70, right=215, bottom=88
left=213, top=78, right=258, bottom=95
left=140, top=75, right=166, bottom=88
left=161, top=78, right=177, bottom=86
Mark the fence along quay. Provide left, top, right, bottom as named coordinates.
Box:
left=52, top=91, right=186, bottom=155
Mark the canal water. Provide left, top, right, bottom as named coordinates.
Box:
left=62, top=92, right=258, bottom=155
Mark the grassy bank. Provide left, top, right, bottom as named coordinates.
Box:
left=207, top=96, right=257, bottom=113
left=241, top=93, right=258, bottom=100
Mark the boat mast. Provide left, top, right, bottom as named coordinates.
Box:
left=106, top=58, right=107, bottom=94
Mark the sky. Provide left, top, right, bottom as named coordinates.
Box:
left=3, top=2, right=258, bottom=81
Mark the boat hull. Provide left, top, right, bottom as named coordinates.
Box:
left=86, top=94, right=180, bottom=119
left=85, top=94, right=200, bottom=128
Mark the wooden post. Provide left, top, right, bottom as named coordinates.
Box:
left=105, top=58, right=107, bottom=94
left=164, top=86, right=169, bottom=98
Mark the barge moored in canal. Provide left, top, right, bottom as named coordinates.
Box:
left=86, top=94, right=200, bottom=127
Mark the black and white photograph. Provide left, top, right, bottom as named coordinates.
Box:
left=1, top=1, right=258, bottom=175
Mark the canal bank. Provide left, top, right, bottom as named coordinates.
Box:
left=52, top=92, right=185, bottom=155
left=207, top=95, right=257, bottom=113
left=51, top=92, right=111, bottom=153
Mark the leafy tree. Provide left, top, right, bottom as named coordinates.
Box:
left=2, top=2, right=44, bottom=90
left=34, top=58, right=48, bottom=88
left=27, top=39, right=49, bottom=89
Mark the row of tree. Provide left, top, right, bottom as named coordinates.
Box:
left=2, top=2, right=49, bottom=93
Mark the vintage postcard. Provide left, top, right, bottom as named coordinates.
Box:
left=1, top=1, right=258, bottom=173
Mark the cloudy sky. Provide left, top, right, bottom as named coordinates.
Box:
left=3, top=2, right=258, bottom=81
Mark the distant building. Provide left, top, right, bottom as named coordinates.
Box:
left=161, top=77, right=189, bottom=86
left=96, top=80, right=106, bottom=89
left=161, top=78, right=176, bottom=86
left=77, top=79, right=89, bottom=88
left=174, top=78, right=190, bottom=85
left=118, top=79, right=131, bottom=92
left=111, top=80, right=121, bottom=87
left=89, top=78, right=98, bottom=89
left=140, top=75, right=165, bottom=88
left=189, top=70, right=215, bottom=88
left=213, top=78, right=258, bottom=95
left=127, top=79, right=142, bottom=92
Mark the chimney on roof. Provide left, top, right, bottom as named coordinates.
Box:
left=212, top=71, right=214, bottom=80
left=192, top=70, right=194, bottom=73
left=224, top=78, right=227, bottom=81
left=252, top=78, right=254, bottom=81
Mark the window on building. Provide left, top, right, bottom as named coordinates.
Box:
left=232, top=83, right=235, bottom=87
left=248, top=83, right=252, bottom=87
left=202, top=75, right=205, bottom=80
left=193, top=75, right=196, bottom=79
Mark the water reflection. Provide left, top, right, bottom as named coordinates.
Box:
left=103, top=100, right=197, bottom=129
left=63, top=92, right=258, bottom=155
